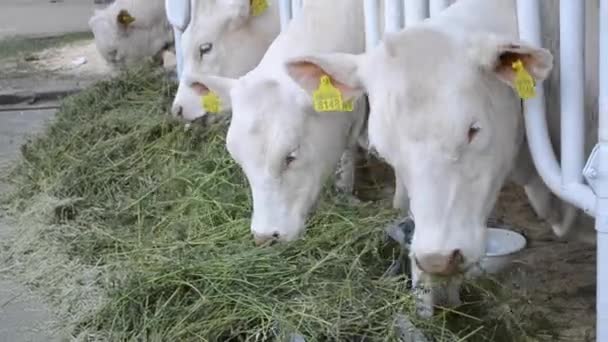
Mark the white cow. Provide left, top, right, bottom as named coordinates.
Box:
left=170, top=0, right=281, bottom=122
left=183, top=0, right=387, bottom=245
left=89, top=0, right=174, bottom=68
left=285, top=0, right=599, bottom=316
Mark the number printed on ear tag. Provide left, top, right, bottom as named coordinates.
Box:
left=312, top=75, right=354, bottom=112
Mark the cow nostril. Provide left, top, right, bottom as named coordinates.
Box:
left=450, top=249, right=463, bottom=264
left=253, top=232, right=280, bottom=247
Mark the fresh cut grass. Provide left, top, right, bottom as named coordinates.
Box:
left=1, top=65, right=553, bottom=341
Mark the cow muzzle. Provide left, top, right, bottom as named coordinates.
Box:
left=414, top=249, right=464, bottom=276
left=252, top=232, right=281, bottom=247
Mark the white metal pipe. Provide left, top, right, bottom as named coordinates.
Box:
left=165, top=0, right=190, bottom=31
left=597, top=0, right=608, bottom=340
left=598, top=225, right=608, bottom=342
left=364, top=0, right=381, bottom=51
left=279, top=0, right=292, bottom=32
left=164, top=0, right=190, bottom=80
left=173, top=28, right=184, bottom=79
left=291, top=0, right=303, bottom=20
left=385, top=0, right=404, bottom=33
left=560, top=0, right=586, bottom=186
left=517, top=0, right=597, bottom=215
left=404, top=0, right=428, bottom=27
left=429, top=0, right=448, bottom=17
left=602, top=0, right=608, bottom=143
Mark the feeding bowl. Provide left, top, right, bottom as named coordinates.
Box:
left=383, top=217, right=527, bottom=278
left=472, top=227, right=527, bottom=277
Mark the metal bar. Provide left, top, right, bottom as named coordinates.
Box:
left=279, top=0, right=292, bottom=32
left=291, top=0, right=303, bottom=19
left=518, top=0, right=596, bottom=216
left=429, top=0, right=448, bottom=17
left=164, top=0, right=190, bottom=80
left=597, top=0, right=608, bottom=339
left=602, top=0, right=608, bottom=143
left=364, top=0, right=381, bottom=51
left=404, top=0, right=428, bottom=27
left=598, top=183, right=608, bottom=342
left=560, top=0, right=586, bottom=186
left=164, top=0, right=190, bottom=31
left=173, top=28, right=184, bottom=79
left=385, top=0, right=404, bottom=33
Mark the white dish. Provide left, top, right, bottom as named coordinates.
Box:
left=470, top=227, right=527, bottom=277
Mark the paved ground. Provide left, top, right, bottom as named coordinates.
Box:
left=0, top=107, right=63, bottom=342
left=0, top=0, right=94, bottom=39
left=0, top=3, right=89, bottom=340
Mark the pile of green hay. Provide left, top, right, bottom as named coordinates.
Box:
left=2, top=66, right=551, bottom=341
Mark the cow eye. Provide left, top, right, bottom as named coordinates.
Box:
left=199, top=43, right=213, bottom=58
left=468, top=123, right=481, bottom=143
left=285, top=151, right=297, bottom=166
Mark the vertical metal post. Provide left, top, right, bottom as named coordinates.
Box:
left=597, top=0, right=608, bottom=339
left=291, top=0, right=303, bottom=19
left=429, top=0, right=448, bottom=17
left=279, top=0, right=292, bottom=32
left=173, top=28, right=184, bottom=79
left=385, top=0, right=404, bottom=33
left=404, top=0, right=428, bottom=27
left=601, top=0, right=608, bottom=143
left=364, top=0, right=381, bottom=50
left=560, top=1, right=586, bottom=187
left=164, top=0, right=190, bottom=81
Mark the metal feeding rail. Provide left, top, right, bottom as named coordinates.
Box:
left=165, top=1, right=607, bottom=339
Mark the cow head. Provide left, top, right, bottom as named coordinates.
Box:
left=89, top=5, right=173, bottom=68
left=171, top=0, right=280, bottom=122
left=184, top=69, right=365, bottom=245
left=286, top=28, right=553, bottom=283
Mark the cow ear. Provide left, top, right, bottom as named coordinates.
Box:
left=285, top=53, right=366, bottom=102
left=116, top=9, right=136, bottom=30
left=470, top=33, right=553, bottom=88
left=184, top=74, right=236, bottom=111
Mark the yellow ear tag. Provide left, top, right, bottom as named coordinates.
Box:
left=313, top=75, right=354, bottom=112
left=250, top=0, right=269, bottom=16
left=512, top=59, right=536, bottom=100
left=117, top=10, right=136, bottom=26
left=201, top=92, right=221, bottom=114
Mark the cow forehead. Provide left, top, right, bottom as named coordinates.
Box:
left=230, top=80, right=304, bottom=146
left=185, top=17, right=228, bottom=45
left=375, top=27, right=477, bottom=91
left=369, top=29, right=485, bottom=138
left=189, top=0, right=239, bottom=30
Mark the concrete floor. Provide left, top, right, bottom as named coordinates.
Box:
left=0, top=1, right=109, bottom=340
left=0, top=0, right=95, bottom=39
left=0, top=108, right=62, bottom=342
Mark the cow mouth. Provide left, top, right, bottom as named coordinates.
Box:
left=191, top=115, right=210, bottom=127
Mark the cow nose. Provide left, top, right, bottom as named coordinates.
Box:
left=253, top=232, right=280, bottom=247
left=172, top=105, right=183, bottom=118
left=415, top=249, right=464, bottom=276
